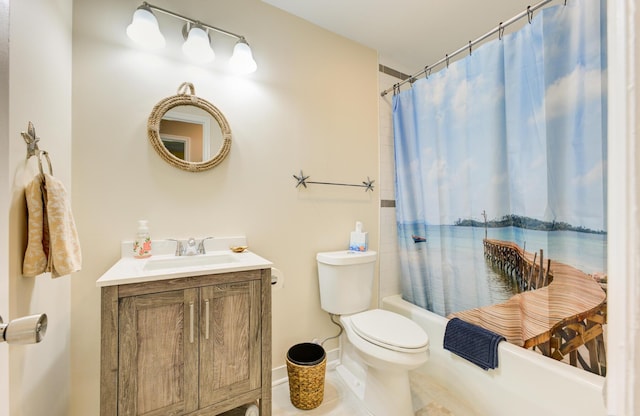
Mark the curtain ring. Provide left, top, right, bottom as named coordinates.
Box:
left=498, top=22, right=505, bottom=40
left=527, top=6, right=533, bottom=24
left=468, top=40, right=473, bottom=55
left=424, top=66, right=429, bottom=79
left=564, top=0, right=567, bottom=5
left=445, top=54, right=450, bottom=68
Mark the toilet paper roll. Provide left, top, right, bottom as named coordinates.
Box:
left=271, top=267, right=284, bottom=290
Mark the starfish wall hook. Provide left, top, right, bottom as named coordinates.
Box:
left=293, top=171, right=310, bottom=188
left=22, top=121, right=41, bottom=159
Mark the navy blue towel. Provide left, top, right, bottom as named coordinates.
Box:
left=443, top=318, right=505, bottom=370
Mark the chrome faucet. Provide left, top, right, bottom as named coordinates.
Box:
left=184, top=237, right=199, bottom=255
left=169, top=237, right=214, bottom=256
left=197, top=237, right=213, bottom=254
left=167, top=239, right=183, bottom=256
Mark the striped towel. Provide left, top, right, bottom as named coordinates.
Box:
left=443, top=317, right=505, bottom=370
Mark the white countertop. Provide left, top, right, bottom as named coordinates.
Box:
left=96, top=237, right=273, bottom=287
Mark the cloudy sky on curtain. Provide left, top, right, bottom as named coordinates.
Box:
left=392, top=0, right=607, bottom=316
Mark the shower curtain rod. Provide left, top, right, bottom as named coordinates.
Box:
left=380, top=0, right=555, bottom=97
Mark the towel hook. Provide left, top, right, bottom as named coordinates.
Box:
left=22, top=121, right=40, bottom=159
left=38, top=151, right=53, bottom=176
left=22, top=121, right=53, bottom=176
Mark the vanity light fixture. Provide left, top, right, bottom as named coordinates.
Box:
left=182, top=23, right=215, bottom=63
left=126, top=3, right=166, bottom=50
left=126, top=2, right=257, bottom=74
left=229, top=37, right=258, bottom=75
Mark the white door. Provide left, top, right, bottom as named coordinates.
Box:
left=0, top=0, right=10, bottom=414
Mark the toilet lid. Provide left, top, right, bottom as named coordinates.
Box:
left=350, top=309, right=429, bottom=352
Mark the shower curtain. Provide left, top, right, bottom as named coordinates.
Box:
left=393, top=0, right=607, bottom=317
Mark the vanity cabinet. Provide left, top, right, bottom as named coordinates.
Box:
left=100, top=269, right=271, bottom=416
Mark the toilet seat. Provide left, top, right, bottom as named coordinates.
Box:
left=349, top=309, right=429, bottom=353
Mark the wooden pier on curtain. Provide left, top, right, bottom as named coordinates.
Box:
left=450, top=239, right=607, bottom=375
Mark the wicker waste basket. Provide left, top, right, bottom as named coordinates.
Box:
left=286, top=342, right=327, bottom=410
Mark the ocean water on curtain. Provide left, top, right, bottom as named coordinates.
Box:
left=392, top=0, right=607, bottom=317
left=398, top=223, right=607, bottom=314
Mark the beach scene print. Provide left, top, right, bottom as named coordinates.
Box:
left=393, top=1, right=607, bottom=375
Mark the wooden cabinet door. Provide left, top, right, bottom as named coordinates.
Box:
left=199, top=280, right=261, bottom=409
left=118, top=289, right=199, bottom=416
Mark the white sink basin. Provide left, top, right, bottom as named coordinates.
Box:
left=96, top=237, right=273, bottom=287
left=143, top=253, right=238, bottom=271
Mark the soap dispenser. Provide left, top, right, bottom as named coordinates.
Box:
left=349, top=221, right=368, bottom=252
left=133, top=220, right=152, bottom=258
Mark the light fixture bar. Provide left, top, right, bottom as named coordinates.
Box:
left=129, top=2, right=257, bottom=73
left=141, top=1, right=243, bottom=40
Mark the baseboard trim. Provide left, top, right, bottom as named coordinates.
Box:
left=272, top=347, right=340, bottom=387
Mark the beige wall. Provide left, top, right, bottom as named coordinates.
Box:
left=5, top=0, right=73, bottom=415
left=70, top=0, right=378, bottom=414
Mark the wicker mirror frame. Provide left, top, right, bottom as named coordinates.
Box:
left=148, top=82, right=232, bottom=172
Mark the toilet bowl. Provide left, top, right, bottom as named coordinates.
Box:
left=340, top=309, right=429, bottom=416
left=342, top=309, right=429, bottom=367
left=316, top=250, right=430, bottom=416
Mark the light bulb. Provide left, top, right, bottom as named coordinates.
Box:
left=182, top=25, right=215, bottom=63
left=229, top=38, right=257, bottom=74
left=126, top=6, right=166, bottom=50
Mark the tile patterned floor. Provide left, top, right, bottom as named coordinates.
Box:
left=410, top=369, right=480, bottom=416
left=224, top=367, right=479, bottom=416
left=271, top=369, right=369, bottom=415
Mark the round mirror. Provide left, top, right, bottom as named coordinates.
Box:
left=148, top=83, right=231, bottom=172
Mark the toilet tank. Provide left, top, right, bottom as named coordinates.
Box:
left=317, top=250, right=377, bottom=315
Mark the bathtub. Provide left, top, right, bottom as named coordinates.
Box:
left=382, top=294, right=607, bottom=416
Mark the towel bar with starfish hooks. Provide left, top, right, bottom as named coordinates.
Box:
left=21, top=121, right=53, bottom=176
left=293, top=170, right=375, bottom=192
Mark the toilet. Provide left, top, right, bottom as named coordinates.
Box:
left=317, top=250, right=429, bottom=416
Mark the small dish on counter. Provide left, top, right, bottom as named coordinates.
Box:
left=230, top=245, right=248, bottom=253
